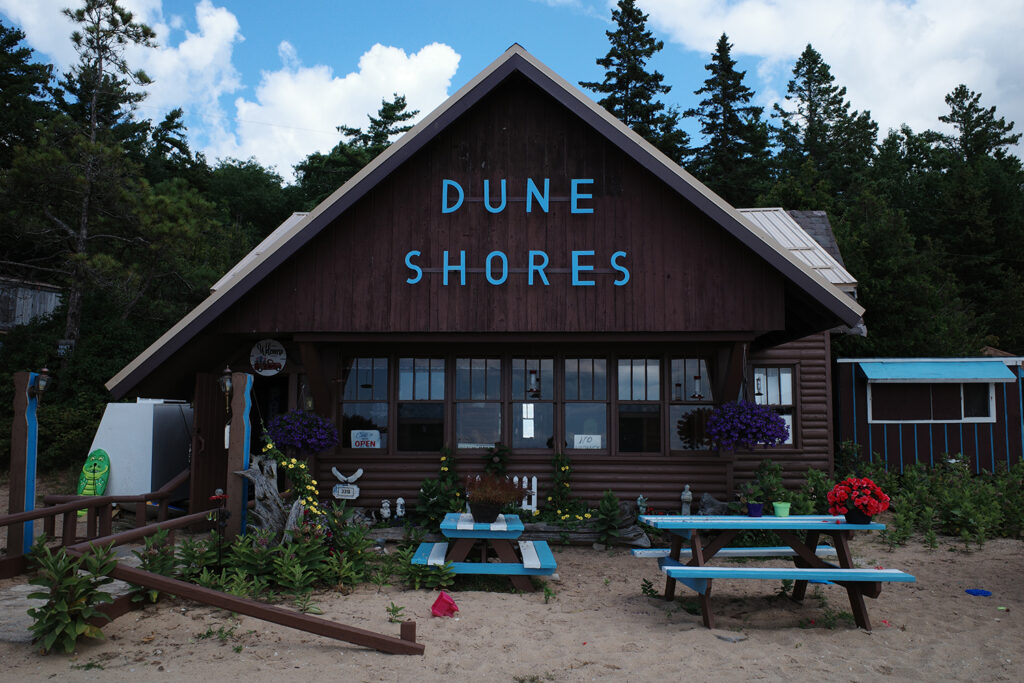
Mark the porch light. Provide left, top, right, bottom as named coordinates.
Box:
left=218, top=366, right=233, bottom=396
left=29, top=368, right=51, bottom=398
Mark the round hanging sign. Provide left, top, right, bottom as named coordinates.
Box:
left=250, top=339, right=287, bottom=376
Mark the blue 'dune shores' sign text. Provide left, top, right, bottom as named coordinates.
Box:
left=404, top=178, right=630, bottom=287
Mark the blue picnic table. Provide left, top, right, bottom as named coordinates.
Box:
left=411, top=513, right=556, bottom=592
left=636, top=514, right=915, bottom=631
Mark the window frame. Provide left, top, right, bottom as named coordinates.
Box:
left=867, top=382, right=996, bottom=424
left=751, top=365, right=797, bottom=448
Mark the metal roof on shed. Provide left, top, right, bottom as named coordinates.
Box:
left=858, top=360, right=1016, bottom=383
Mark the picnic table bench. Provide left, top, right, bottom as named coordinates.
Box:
left=411, top=513, right=556, bottom=591
left=637, top=514, right=916, bottom=631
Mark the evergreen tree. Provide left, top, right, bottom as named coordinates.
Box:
left=685, top=33, right=770, bottom=206
left=295, top=93, right=418, bottom=208
left=772, top=44, right=876, bottom=202
left=0, top=20, right=54, bottom=167
left=579, top=0, right=688, bottom=163
left=938, top=84, right=1022, bottom=162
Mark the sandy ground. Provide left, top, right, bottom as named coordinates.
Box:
left=0, top=522, right=1021, bottom=682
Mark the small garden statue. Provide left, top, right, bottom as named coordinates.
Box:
left=380, top=499, right=391, bottom=522
left=636, top=495, right=648, bottom=514
left=395, top=497, right=406, bottom=519
left=680, top=484, right=693, bottom=515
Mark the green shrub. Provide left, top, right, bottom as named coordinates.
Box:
left=27, top=540, right=116, bottom=654
left=594, top=490, right=621, bottom=547
left=131, top=528, right=178, bottom=603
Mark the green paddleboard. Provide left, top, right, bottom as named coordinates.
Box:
left=78, top=448, right=111, bottom=497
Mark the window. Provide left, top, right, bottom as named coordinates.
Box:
left=753, top=366, right=794, bottom=445
left=511, top=358, right=554, bottom=449
left=618, top=358, right=660, bottom=452
left=869, top=382, right=995, bottom=423
left=565, top=358, right=607, bottom=450
left=397, top=358, right=445, bottom=451
left=340, top=357, right=388, bottom=448
left=455, top=358, right=501, bottom=448
left=669, top=358, right=714, bottom=450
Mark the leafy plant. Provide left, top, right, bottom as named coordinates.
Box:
left=385, top=602, right=405, bottom=623
left=177, top=532, right=220, bottom=580
left=594, top=490, right=621, bottom=547
left=640, top=578, right=659, bottom=598
left=131, top=528, right=177, bottom=603
left=27, top=540, right=116, bottom=654
left=483, top=442, right=511, bottom=476
left=415, top=449, right=463, bottom=526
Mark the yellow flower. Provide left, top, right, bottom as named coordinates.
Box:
left=287, top=463, right=294, bottom=469
left=441, top=466, right=449, bottom=472
left=584, top=513, right=592, bottom=519
left=455, top=492, right=461, bottom=497
left=440, top=456, right=447, bottom=462
left=291, top=458, right=297, bottom=463
left=532, top=509, right=540, bottom=516
left=556, top=509, right=562, bottom=514
left=575, top=515, right=582, bottom=520
left=547, top=496, right=552, bottom=501
left=311, top=480, right=317, bottom=485
left=563, top=483, right=569, bottom=488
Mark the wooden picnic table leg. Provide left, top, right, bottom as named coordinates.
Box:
left=833, top=531, right=873, bottom=630
left=663, top=533, right=683, bottom=601
left=446, top=538, right=476, bottom=563
left=700, top=583, right=715, bottom=629
left=689, top=530, right=715, bottom=628
left=790, top=530, right=820, bottom=602
left=491, top=540, right=534, bottom=592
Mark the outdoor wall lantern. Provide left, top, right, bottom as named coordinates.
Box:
left=754, top=377, right=764, bottom=397
left=218, top=365, right=233, bottom=448
left=29, top=368, right=51, bottom=398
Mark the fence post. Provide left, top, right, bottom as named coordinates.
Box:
left=8, top=372, right=39, bottom=555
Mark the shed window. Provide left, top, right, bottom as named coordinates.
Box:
left=511, top=358, right=554, bottom=449
left=869, top=382, right=995, bottom=423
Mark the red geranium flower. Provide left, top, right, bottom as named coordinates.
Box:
left=827, top=477, right=890, bottom=517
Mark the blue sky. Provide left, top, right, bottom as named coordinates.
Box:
left=2, top=1, right=1022, bottom=182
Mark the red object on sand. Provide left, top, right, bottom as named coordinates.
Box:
left=432, top=591, right=459, bottom=617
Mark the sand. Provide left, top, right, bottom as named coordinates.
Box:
left=0, top=524, right=1021, bottom=682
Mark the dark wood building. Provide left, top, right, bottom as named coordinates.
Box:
left=836, top=358, right=1024, bottom=473
left=107, top=46, right=862, bottom=513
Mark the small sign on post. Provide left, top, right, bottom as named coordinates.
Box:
left=332, top=484, right=360, bottom=500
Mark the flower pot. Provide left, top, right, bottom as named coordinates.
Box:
left=746, top=502, right=764, bottom=517
left=844, top=508, right=872, bottom=525
left=470, top=503, right=502, bottom=524
left=772, top=501, right=791, bottom=517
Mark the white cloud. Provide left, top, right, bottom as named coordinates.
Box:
left=642, top=0, right=1024, bottom=143
left=211, top=42, right=461, bottom=180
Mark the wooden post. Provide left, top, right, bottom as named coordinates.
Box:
left=8, top=372, right=38, bottom=556
left=225, top=372, right=253, bottom=540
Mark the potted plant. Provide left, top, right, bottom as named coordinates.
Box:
left=827, top=477, right=890, bottom=524
left=265, top=410, right=339, bottom=455
left=705, top=400, right=789, bottom=452
left=465, top=474, right=521, bottom=523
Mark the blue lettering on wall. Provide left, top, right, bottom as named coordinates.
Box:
left=526, top=178, right=549, bottom=213
left=405, top=250, right=423, bottom=284
left=570, top=179, right=594, bottom=214
left=443, top=250, right=467, bottom=286
left=442, top=179, right=464, bottom=213
left=483, top=179, right=507, bottom=213
left=528, top=250, right=550, bottom=285
left=485, top=251, right=509, bottom=285
left=611, top=251, right=630, bottom=286
left=571, top=250, right=596, bottom=286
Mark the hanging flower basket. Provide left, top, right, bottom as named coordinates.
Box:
left=705, top=400, right=789, bottom=451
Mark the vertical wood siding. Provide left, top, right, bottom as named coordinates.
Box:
left=837, top=362, right=1024, bottom=472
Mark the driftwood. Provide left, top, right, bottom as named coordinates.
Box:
left=235, top=455, right=303, bottom=539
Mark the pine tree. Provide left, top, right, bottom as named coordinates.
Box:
left=772, top=44, right=876, bottom=200
left=295, top=93, right=418, bottom=208
left=0, top=21, right=54, bottom=167
left=685, top=33, right=770, bottom=206
left=579, top=0, right=688, bottom=163
left=938, top=84, right=1022, bottom=163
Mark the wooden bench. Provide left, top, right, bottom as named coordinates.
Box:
left=658, top=556, right=915, bottom=595
left=412, top=540, right=557, bottom=576
left=631, top=545, right=837, bottom=559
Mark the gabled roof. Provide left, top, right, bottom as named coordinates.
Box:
left=738, top=208, right=857, bottom=295
left=107, top=43, right=864, bottom=398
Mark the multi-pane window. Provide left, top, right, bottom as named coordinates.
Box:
left=340, top=357, right=388, bottom=449
left=753, top=366, right=794, bottom=445
left=455, top=358, right=501, bottom=449
left=617, top=358, right=661, bottom=452
left=397, top=358, right=445, bottom=451
left=511, top=358, right=554, bottom=449
left=669, top=358, right=714, bottom=450
left=564, top=358, right=607, bottom=450
left=868, top=382, right=994, bottom=423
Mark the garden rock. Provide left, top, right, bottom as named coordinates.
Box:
left=699, top=493, right=729, bottom=516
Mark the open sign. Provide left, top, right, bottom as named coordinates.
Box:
left=351, top=430, right=380, bottom=448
